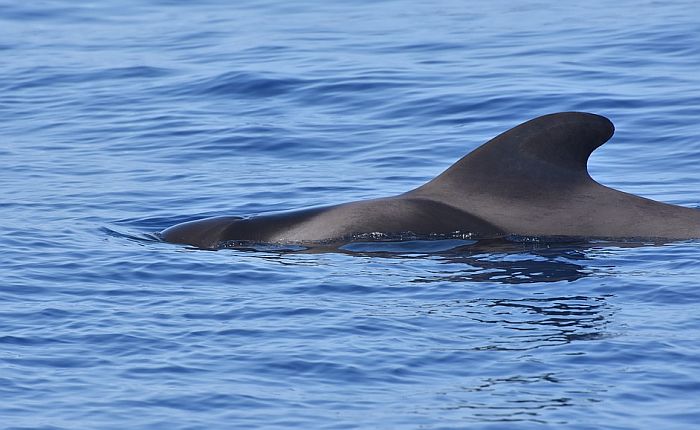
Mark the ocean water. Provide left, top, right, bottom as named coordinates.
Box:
left=2, top=0, right=700, bottom=428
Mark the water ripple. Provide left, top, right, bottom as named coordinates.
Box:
left=2, top=0, right=700, bottom=429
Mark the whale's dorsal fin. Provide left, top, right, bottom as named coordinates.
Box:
left=412, top=112, right=615, bottom=199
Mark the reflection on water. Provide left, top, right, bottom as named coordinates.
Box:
left=340, top=238, right=598, bottom=284
left=335, top=237, right=658, bottom=285
left=413, top=294, right=614, bottom=352
left=425, top=251, right=589, bottom=284
left=476, top=295, right=613, bottom=350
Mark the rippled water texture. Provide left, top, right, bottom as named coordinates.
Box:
left=2, top=1, right=700, bottom=429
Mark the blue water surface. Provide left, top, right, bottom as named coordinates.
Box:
left=2, top=0, right=700, bottom=429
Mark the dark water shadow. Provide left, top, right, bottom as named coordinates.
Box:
left=409, top=239, right=595, bottom=285
left=303, top=236, right=657, bottom=285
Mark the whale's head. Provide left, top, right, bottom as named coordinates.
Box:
left=160, top=216, right=242, bottom=248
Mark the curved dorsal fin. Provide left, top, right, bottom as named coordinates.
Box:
left=413, top=112, right=615, bottom=198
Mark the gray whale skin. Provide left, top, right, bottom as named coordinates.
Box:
left=161, top=112, right=700, bottom=248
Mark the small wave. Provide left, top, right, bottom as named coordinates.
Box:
left=100, top=226, right=161, bottom=245
left=182, top=71, right=307, bottom=98
left=8, top=66, right=173, bottom=91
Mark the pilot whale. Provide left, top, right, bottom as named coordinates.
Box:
left=161, top=112, right=700, bottom=248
